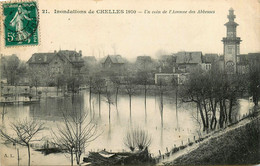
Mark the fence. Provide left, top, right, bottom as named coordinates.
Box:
left=153, top=110, right=257, bottom=163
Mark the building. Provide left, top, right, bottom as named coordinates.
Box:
left=175, top=51, right=203, bottom=73
left=27, top=50, right=84, bottom=77
left=248, top=53, right=260, bottom=69
left=154, top=73, right=189, bottom=85
left=157, top=55, right=176, bottom=73
left=135, top=56, right=154, bottom=71
left=101, top=55, right=125, bottom=71
left=236, top=54, right=249, bottom=74
left=222, top=8, right=242, bottom=74
left=233, top=53, right=260, bottom=74
left=201, top=53, right=219, bottom=71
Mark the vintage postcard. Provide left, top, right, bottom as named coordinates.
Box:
left=0, top=0, right=259, bottom=165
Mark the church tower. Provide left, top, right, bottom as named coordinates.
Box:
left=222, top=8, right=242, bottom=74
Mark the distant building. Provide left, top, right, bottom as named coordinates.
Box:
left=248, top=53, right=260, bottom=68
left=27, top=50, right=84, bottom=76
left=157, top=55, right=176, bottom=73
left=135, top=56, right=154, bottom=71
left=154, top=73, right=189, bottom=85
left=236, top=54, right=249, bottom=74
left=101, top=55, right=125, bottom=71
left=175, top=51, right=202, bottom=73
left=201, top=53, right=219, bottom=71
left=233, top=52, right=260, bottom=74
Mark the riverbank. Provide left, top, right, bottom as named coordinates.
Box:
left=161, top=109, right=260, bottom=165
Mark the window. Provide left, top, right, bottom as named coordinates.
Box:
left=227, top=46, right=234, bottom=54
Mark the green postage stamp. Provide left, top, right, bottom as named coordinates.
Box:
left=3, top=1, right=38, bottom=46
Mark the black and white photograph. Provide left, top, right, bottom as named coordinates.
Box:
left=0, top=0, right=259, bottom=165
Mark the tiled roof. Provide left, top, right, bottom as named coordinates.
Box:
left=101, top=55, right=125, bottom=64
left=27, top=53, right=56, bottom=64
left=203, top=53, right=218, bottom=63
left=57, top=50, right=83, bottom=63
left=176, top=51, right=202, bottom=64
left=27, top=50, right=84, bottom=64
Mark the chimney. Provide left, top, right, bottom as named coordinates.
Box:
left=79, top=50, right=82, bottom=57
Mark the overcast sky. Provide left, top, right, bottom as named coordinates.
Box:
left=0, top=0, right=259, bottom=61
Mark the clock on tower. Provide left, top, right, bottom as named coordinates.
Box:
left=222, top=8, right=242, bottom=74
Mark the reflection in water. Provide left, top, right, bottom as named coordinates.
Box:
left=0, top=91, right=252, bottom=161
left=160, top=127, right=164, bottom=148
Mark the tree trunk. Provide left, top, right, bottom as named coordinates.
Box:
left=27, top=145, right=31, bottom=166
left=76, top=152, right=80, bottom=165
left=144, top=85, right=147, bottom=123
left=71, top=149, right=73, bottom=166
left=228, top=98, right=233, bottom=124
left=98, top=92, right=101, bottom=117
left=109, top=103, right=111, bottom=124
left=176, top=87, right=179, bottom=128
left=2, top=103, right=5, bottom=122
left=17, top=148, right=20, bottom=166
left=202, top=99, right=209, bottom=130
left=129, top=95, right=132, bottom=119
left=198, top=103, right=206, bottom=131
left=116, top=87, right=118, bottom=107
left=219, top=100, right=225, bottom=128
left=57, top=86, right=59, bottom=96
left=223, top=99, right=227, bottom=126
left=160, top=92, right=164, bottom=127
left=210, top=98, right=217, bottom=130
left=253, top=91, right=259, bottom=106
left=89, top=87, right=92, bottom=113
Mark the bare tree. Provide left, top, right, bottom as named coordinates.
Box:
left=135, top=71, right=153, bottom=123
left=133, top=127, right=151, bottom=150
left=52, top=110, right=100, bottom=166
left=86, top=76, right=94, bottom=113
left=156, top=80, right=168, bottom=127
left=124, top=129, right=136, bottom=152
left=0, top=119, right=45, bottom=166
left=104, top=89, right=114, bottom=124
left=28, top=68, right=41, bottom=96
left=171, top=76, right=179, bottom=129
left=181, top=68, right=247, bottom=131
left=249, top=64, right=260, bottom=106
left=191, top=110, right=203, bottom=139
left=110, top=74, right=121, bottom=107
left=124, top=75, right=136, bottom=120
left=1, top=55, right=27, bottom=85
left=93, top=77, right=106, bottom=117
left=1, top=103, right=7, bottom=122
left=124, top=127, right=151, bottom=152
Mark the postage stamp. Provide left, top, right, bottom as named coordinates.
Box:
left=3, top=1, right=38, bottom=46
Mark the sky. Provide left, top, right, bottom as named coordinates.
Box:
left=0, top=0, right=259, bottom=61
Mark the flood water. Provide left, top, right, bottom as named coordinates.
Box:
left=0, top=90, right=252, bottom=165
